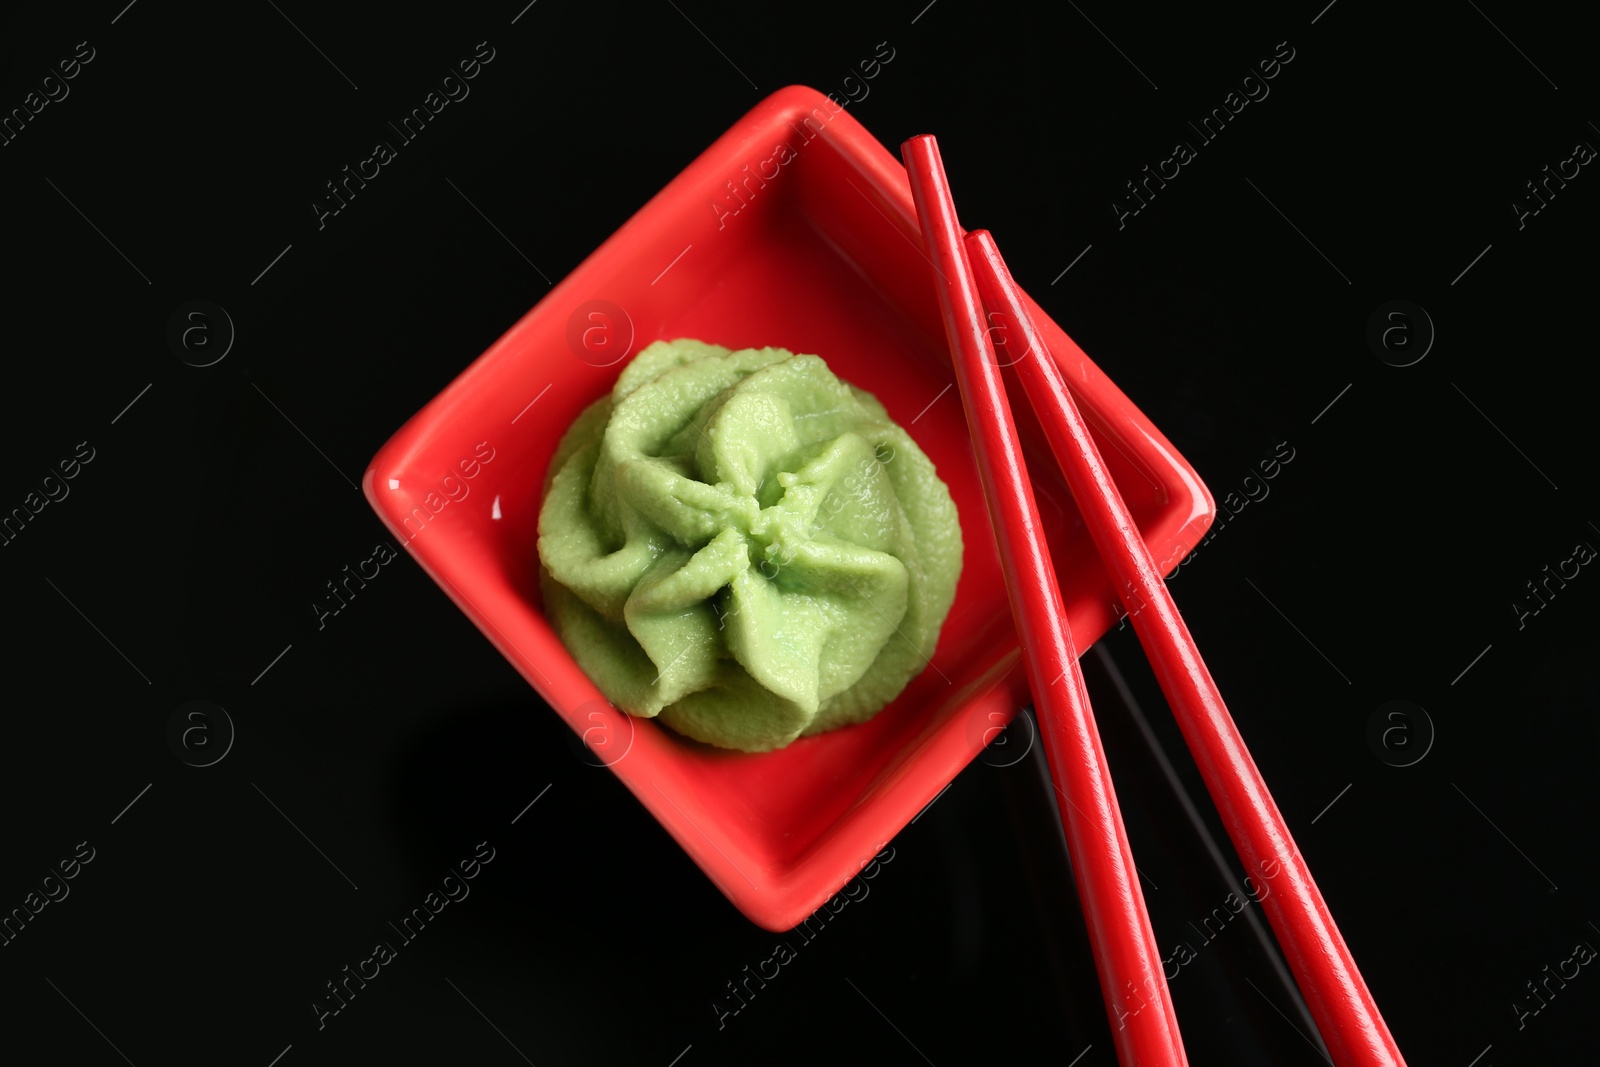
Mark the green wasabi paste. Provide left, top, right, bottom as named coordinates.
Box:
left=538, top=339, right=962, bottom=752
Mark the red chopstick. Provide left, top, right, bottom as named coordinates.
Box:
left=965, top=230, right=1407, bottom=1066
left=902, top=135, right=1188, bottom=1067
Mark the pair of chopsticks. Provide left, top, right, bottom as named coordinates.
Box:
left=901, top=136, right=1406, bottom=1067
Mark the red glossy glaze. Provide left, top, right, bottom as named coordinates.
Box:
left=967, top=231, right=1406, bottom=1067
left=363, top=86, right=1214, bottom=932
left=902, top=136, right=1187, bottom=1067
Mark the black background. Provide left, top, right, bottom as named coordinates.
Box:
left=1, top=1, right=1595, bottom=1064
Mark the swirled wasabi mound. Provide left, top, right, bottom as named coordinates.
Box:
left=537, top=339, right=963, bottom=752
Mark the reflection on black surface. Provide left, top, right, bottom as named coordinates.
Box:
left=989, top=637, right=1331, bottom=1066
left=1082, top=635, right=1332, bottom=1065
left=373, top=630, right=1347, bottom=1064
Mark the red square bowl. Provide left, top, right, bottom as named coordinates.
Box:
left=364, top=85, right=1214, bottom=931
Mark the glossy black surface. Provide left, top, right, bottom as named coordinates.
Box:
left=2, top=2, right=1595, bottom=1064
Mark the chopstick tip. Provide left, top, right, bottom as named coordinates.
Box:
left=900, top=133, right=941, bottom=168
